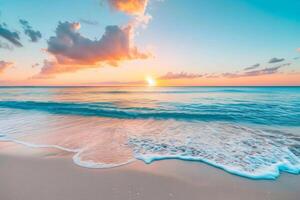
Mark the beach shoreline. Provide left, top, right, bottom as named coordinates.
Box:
left=1, top=145, right=300, bottom=200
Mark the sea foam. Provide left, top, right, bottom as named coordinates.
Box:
left=127, top=122, right=300, bottom=179
left=1, top=116, right=299, bottom=179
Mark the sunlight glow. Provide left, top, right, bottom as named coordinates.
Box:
left=146, top=76, right=156, bottom=86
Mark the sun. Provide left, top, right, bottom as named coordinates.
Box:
left=146, top=76, right=157, bottom=87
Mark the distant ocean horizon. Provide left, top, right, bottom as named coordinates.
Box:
left=0, top=86, right=299, bottom=179
left=3, top=85, right=299, bottom=88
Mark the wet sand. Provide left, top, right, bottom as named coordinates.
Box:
left=0, top=144, right=300, bottom=200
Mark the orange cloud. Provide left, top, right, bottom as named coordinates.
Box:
left=38, top=22, right=149, bottom=77
left=0, top=61, right=13, bottom=74
left=108, top=0, right=148, bottom=15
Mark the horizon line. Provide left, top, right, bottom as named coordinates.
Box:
left=0, top=85, right=300, bottom=87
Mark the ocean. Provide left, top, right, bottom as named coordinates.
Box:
left=0, top=86, right=299, bottom=179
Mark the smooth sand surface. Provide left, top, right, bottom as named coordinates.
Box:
left=0, top=145, right=300, bottom=200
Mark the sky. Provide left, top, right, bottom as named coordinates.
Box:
left=0, top=0, right=299, bottom=86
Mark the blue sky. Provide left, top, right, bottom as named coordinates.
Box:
left=0, top=0, right=299, bottom=85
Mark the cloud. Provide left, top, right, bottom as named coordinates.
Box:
left=0, top=60, right=13, bottom=73
left=244, top=63, right=260, bottom=71
left=159, top=72, right=203, bottom=80
left=0, top=23, right=22, bottom=47
left=38, top=21, right=149, bottom=77
left=268, top=57, right=285, bottom=63
left=19, top=19, right=42, bottom=42
left=79, top=19, right=99, bottom=26
left=108, top=0, right=152, bottom=29
left=38, top=0, right=154, bottom=78
left=223, top=64, right=289, bottom=78
left=158, top=62, right=292, bottom=81
left=108, top=0, right=148, bottom=15
left=243, top=66, right=285, bottom=76
left=0, top=40, right=13, bottom=50
left=38, top=59, right=105, bottom=78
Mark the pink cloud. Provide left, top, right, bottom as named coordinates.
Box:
left=38, top=22, right=149, bottom=77
left=0, top=60, right=13, bottom=74
left=159, top=72, right=203, bottom=80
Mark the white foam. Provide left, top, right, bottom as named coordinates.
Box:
left=127, top=122, right=300, bottom=179
left=1, top=112, right=300, bottom=179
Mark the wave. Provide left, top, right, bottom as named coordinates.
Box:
left=0, top=100, right=232, bottom=120
left=0, top=100, right=299, bottom=126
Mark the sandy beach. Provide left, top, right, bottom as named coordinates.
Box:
left=1, top=144, right=299, bottom=200
left=1, top=0, right=300, bottom=198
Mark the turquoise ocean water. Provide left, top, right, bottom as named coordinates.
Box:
left=0, top=86, right=299, bottom=179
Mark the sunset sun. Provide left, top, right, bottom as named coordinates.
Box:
left=146, top=76, right=156, bottom=86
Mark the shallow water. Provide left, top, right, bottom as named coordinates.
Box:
left=0, top=86, right=299, bottom=179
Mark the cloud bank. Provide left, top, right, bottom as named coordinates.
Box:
left=222, top=64, right=289, bottom=78
left=159, top=72, right=203, bottom=80
left=161, top=62, right=291, bottom=81
left=19, top=19, right=42, bottom=42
